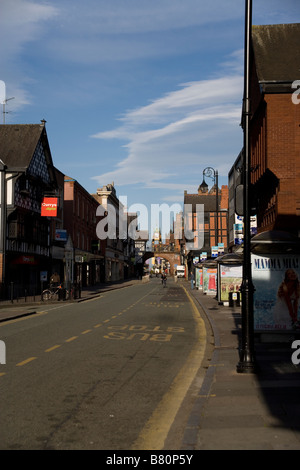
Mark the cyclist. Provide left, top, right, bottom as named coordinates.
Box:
left=50, top=272, right=60, bottom=288
left=50, top=272, right=65, bottom=300
left=161, top=272, right=167, bottom=288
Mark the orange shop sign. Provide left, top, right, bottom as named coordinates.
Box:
left=41, top=197, right=58, bottom=217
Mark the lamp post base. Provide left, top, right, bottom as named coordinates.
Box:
left=237, top=350, right=258, bottom=373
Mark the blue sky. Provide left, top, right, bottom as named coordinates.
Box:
left=0, top=0, right=299, bottom=230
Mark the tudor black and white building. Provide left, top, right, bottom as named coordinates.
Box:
left=0, top=121, right=59, bottom=298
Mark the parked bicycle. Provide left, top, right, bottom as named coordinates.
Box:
left=42, top=283, right=69, bottom=301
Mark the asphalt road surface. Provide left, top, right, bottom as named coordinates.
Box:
left=0, top=277, right=209, bottom=450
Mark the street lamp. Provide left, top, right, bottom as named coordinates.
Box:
left=202, top=167, right=219, bottom=246
left=236, top=0, right=257, bottom=373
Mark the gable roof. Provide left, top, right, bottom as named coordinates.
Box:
left=252, top=23, right=300, bottom=91
left=0, top=123, right=57, bottom=187
left=0, top=124, right=44, bottom=168
left=184, top=193, right=221, bottom=212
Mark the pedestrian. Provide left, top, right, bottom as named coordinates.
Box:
left=190, top=271, right=194, bottom=290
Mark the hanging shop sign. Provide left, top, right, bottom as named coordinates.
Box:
left=41, top=197, right=58, bottom=217
left=218, top=243, right=225, bottom=255
left=211, top=246, right=219, bottom=258
left=55, top=229, right=67, bottom=241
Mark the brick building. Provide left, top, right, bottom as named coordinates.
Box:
left=64, top=176, right=104, bottom=287
left=183, top=182, right=229, bottom=263
left=92, top=183, right=126, bottom=282
left=248, top=23, right=300, bottom=236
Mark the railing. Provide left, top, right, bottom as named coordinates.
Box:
left=0, top=282, right=81, bottom=304
left=0, top=282, right=40, bottom=304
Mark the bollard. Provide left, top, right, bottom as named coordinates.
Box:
left=10, top=282, right=14, bottom=303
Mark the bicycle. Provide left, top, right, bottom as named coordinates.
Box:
left=42, top=283, right=70, bottom=301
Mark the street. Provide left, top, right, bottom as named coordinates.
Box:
left=0, top=278, right=208, bottom=450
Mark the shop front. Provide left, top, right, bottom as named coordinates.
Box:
left=6, top=252, right=51, bottom=298
left=74, top=250, right=104, bottom=287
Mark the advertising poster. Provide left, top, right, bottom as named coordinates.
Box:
left=252, top=254, right=300, bottom=331
left=195, top=267, right=202, bottom=290
left=219, top=264, right=242, bottom=302
left=203, top=267, right=217, bottom=295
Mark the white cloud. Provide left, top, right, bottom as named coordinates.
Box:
left=40, top=0, right=245, bottom=64
left=0, top=0, right=58, bottom=60
left=91, top=66, right=243, bottom=191
left=0, top=0, right=58, bottom=108
left=50, top=0, right=243, bottom=37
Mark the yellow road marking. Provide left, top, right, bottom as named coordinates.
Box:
left=65, top=336, right=78, bottom=343
left=5, top=285, right=158, bottom=374
left=16, top=357, right=37, bottom=367
left=81, top=329, right=92, bottom=334
left=131, top=286, right=207, bottom=450
left=45, top=345, right=61, bottom=352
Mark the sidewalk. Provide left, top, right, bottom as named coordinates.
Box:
left=182, top=284, right=300, bottom=450
left=0, top=278, right=140, bottom=323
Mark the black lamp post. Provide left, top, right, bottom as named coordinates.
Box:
left=236, top=0, right=257, bottom=373
left=202, top=167, right=219, bottom=246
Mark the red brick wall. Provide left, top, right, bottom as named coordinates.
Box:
left=250, top=89, right=300, bottom=234
left=266, top=94, right=300, bottom=215
left=220, top=185, right=229, bottom=210
left=64, top=179, right=99, bottom=251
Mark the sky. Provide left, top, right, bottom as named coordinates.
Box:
left=0, top=0, right=299, bottom=232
